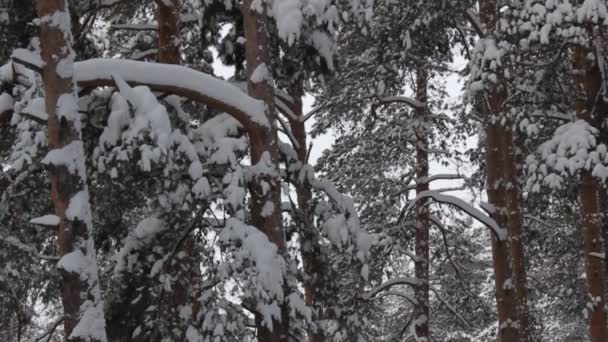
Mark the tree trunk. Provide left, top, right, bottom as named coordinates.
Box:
left=242, top=1, right=287, bottom=340
left=502, top=117, right=531, bottom=339
left=37, top=0, right=107, bottom=340
left=286, top=80, right=326, bottom=342
left=414, top=65, right=430, bottom=341
left=155, top=0, right=180, bottom=64
left=155, top=2, right=200, bottom=339
left=478, top=1, right=521, bottom=340
left=573, top=43, right=608, bottom=342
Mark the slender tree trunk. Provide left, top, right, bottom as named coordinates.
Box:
left=573, top=43, right=608, bottom=342
left=155, top=2, right=201, bottom=339
left=37, top=0, right=107, bottom=340
left=286, top=80, right=326, bottom=342
left=242, top=1, right=287, bottom=340
left=155, top=0, right=180, bottom=64
left=414, top=65, right=430, bottom=341
left=478, top=1, right=521, bottom=340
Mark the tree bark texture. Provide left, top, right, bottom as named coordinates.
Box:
left=37, top=0, right=107, bottom=340
left=286, top=80, right=326, bottom=342
left=155, top=0, right=180, bottom=64
left=414, top=65, right=430, bottom=341
left=242, top=1, right=287, bottom=340
left=478, top=1, right=522, bottom=340
left=573, top=43, right=608, bottom=342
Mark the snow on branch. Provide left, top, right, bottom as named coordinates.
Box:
left=407, top=191, right=507, bottom=241
left=379, top=95, right=426, bottom=110
left=464, top=9, right=484, bottom=38
left=361, top=277, right=422, bottom=300
left=0, top=233, right=59, bottom=261
left=74, top=59, right=269, bottom=128
left=11, top=49, right=44, bottom=73
left=365, top=290, right=418, bottom=306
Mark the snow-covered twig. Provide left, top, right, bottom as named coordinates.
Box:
left=429, top=287, right=472, bottom=329
left=274, top=96, right=298, bottom=122
left=0, top=233, right=59, bottom=261
left=361, top=277, right=422, bottom=300
left=407, top=191, right=507, bottom=240
left=34, top=316, right=64, bottom=342
left=379, top=95, right=426, bottom=110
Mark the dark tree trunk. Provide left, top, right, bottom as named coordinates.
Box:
left=155, top=0, right=180, bottom=64
left=478, top=1, right=521, bottom=340
left=503, top=121, right=531, bottom=339
left=573, top=43, right=608, bottom=342
left=414, top=64, right=430, bottom=340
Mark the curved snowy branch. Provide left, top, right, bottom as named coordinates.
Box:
left=361, top=277, right=422, bottom=300
left=378, top=95, right=426, bottom=110
left=366, top=290, right=418, bottom=306
left=74, top=59, right=269, bottom=128
left=407, top=191, right=507, bottom=241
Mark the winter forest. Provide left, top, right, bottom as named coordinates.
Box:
left=4, top=0, right=608, bottom=341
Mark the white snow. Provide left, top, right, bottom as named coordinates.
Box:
left=69, top=300, right=107, bottom=342
left=250, top=63, right=270, bottom=84
left=65, top=191, right=92, bottom=222
left=0, top=92, right=13, bottom=114
left=74, top=59, right=270, bottom=127
left=21, top=98, right=48, bottom=121
left=220, top=218, right=286, bottom=330
left=192, top=177, right=211, bottom=199
left=42, top=141, right=87, bottom=180
left=11, top=48, right=44, bottom=70
left=272, top=0, right=303, bottom=45
left=408, top=191, right=507, bottom=240
left=589, top=252, right=605, bottom=259
left=30, top=214, right=61, bottom=226
left=58, top=249, right=87, bottom=274
left=114, top=217, right=166, bottom=273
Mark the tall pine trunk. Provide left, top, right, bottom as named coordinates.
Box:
left=414, top=65, right=430, bottom=340
left=573, top=43, right=608, bottom=342
left=155, top=1, right=200, bottom=339
left=502, top=110, right=531, bottom=339
left=156, top=0, right=180, bottom=64
left=37, top=0, right=107, bottom=340
left=478, top=1, right=521, bottom=340
left=242, top=1, right=287, bottom=340
left=286, top=80, right=326, bottom=342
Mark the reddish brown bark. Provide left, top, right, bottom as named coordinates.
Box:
left=573, top=44, right=608, bottom=342
left=155, top=0, right=180, bottom=64
left=414, top=65, right=430, bottom=340
left=502, top=118, right=531, bottom=339
left=478, top=1, right=521, bottom=340
left=286, top=81, right=325, bottom=342
left=37, top=0, right=105, bottom=340
left=155, top=2, right=200, bottom=339
left=242, top=1, right=287, bottom=340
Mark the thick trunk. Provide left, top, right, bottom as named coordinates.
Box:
left=484, top=120, right=520, bottom=342
left=155, top=0, right=180, bottom=64
left=502, top=125, right=531, bottom=339
left=37, top=0, right=107, bottom=340
left=242, top=1, right=287, bottom=340
left=478, top=1, right=522, bottom=340
left=573, top=44, right=608, bottom=342
left=414, top=65, right=430, bottom=340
